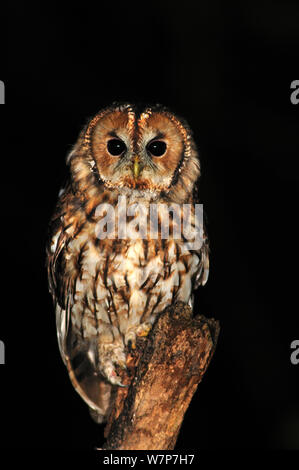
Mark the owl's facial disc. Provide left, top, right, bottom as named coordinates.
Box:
left=89, top=107, right=193, bottom=194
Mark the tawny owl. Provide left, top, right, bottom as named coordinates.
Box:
left=46, top=103, right=209, bottom=423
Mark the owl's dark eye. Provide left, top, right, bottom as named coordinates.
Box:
left=146, top=140, right=167, bottom=157
left=107, top=138, right=127, bottom=156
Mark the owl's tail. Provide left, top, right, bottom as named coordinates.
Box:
left=65, top=337, right=112, bottom=424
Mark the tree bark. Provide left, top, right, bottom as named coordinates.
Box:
left=102, top=301, right=220, bottom=450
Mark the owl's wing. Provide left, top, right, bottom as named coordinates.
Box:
left=46, top=203, right=72, bottom=364
left=194, top=237, right=209, bottom=289
left=46, top=194, right=112, bottom=421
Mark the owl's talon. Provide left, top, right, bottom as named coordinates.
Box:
left=127, top=339, right=136, bottom=351
left=117, top=382, right=129, bottom=388
left=125, top=321, right=152, bottom=349
left=99, top=348, right=128, bottom=386
left=111, top=378, right=128, bottom=388
left=117, top=360, right=127, bottom=370
left=109, top=368, right=127, bottom=387
left=106, top=368, right=125, bottom=387
left=136, top=322, right=152, bottom=337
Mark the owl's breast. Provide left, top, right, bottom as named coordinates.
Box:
left=65, top=220, right=200, bottom=337
left=72, top=218, right=199, bottom=330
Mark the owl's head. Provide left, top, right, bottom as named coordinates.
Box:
left=68, top=103, right=200, bottom=203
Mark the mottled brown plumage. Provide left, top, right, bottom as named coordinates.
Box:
left=46, top=103, right=209, bottom=423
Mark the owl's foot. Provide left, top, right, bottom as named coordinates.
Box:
left=104, top=362, right=127, bottom=387
left=98, top=343, right=127, bottom=387
left=125, top=321, right=153, bottom=350
left=137, top=322, right=152, bottom=337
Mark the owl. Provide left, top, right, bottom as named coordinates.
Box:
left=46, top=103, right=209, bottom=423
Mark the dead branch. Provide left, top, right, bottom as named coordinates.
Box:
left=102, top=301, right=220, bottom=450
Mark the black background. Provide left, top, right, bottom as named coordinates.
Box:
left=1, top=0, right=299, bottom=451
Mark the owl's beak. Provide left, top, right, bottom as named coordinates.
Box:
left=133, top=155, right=141, bottom=179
